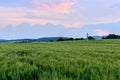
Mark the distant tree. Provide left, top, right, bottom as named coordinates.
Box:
left=88, top=36, right=95, bottom=40
left=75, top=38, right=84, bottom=40
left=69, top=38, right=74, bottom=40
left=80, top=38, right=85, bottom=40
left=50, top=40, right=54, bottom=42
left=103, top=34, right=120, bottom=39
left=57, top=38, right=64, bottom=41
left=102, top=36, right=105, bottom=39
left=65, top=38, right=74, bottom=41
left=75, top=38, right=80, bottom=40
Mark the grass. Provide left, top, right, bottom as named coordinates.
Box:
left=0, top=39, right=120, bottom=80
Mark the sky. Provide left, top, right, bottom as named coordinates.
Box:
left=0, top=0, right=120, bottom=39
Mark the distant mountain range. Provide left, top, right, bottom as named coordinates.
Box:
left=92, top=36, right=102, bottom=39
left=0, top=36, right=102, bottom=43
left=0, top=37, right=69, bottom=43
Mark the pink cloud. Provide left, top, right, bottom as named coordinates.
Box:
left=95, top=29, right=113, bottom=35
left=0, top=12, right=26, bottom=27
left=34, top=1, right=75, bottom=14
left=0, top=13, right=24, bottom=18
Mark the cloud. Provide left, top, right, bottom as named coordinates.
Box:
left=0, top=0, right=120, bottom=28
left=0, top=23, right=83, bottom=39
left=0, top=22, right=120, bottom=39
left=94, top=29, right=113, bottom=36
left=34, top=1, right=75, bottom=14
left=0, top=7, right=48, bottom=27
left=0, top=7, right=25, bottom=27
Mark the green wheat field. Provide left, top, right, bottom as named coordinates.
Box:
left=0, top=39, right=120, bottom=80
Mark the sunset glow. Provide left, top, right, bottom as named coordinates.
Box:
left=0, top=0, right=120, bottom=39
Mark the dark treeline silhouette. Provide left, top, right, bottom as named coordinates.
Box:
left=102, top=34, right=120, bottom=39
left=56, top=36, right=95, bottom=41
left=57, top=34, right=120, bottom=42
left=57, top=37, right=85, bottom=41
left=1, top=34, right=120, bottom=43
left=15, top=34, right=120, bottom=43
left=88, top=36, right=95, bottom=40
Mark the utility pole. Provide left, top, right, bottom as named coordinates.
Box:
left=87, top=33, right=89, bottom=40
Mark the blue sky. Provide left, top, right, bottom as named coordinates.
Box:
left=0, top=0, right=120, bottom=39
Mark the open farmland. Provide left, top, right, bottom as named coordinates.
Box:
left=0, top=39, right=120, bottom=80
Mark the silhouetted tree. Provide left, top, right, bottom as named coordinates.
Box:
left=103, top=34, right=120, bottom=39
left=88, top=36, right=95, bottom=40
left=75, top=38, right=84, bottom=40
left=69, top=38, right=74, bottom=40
left=102, top=36, right=105, bottom=39
left=57, top=38, right=64, bottom=41
left=80, top=38, right=85, bottom=40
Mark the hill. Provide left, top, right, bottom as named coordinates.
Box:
left=0, top=37, right=69, bottom=43
left=93, top=36, right=102, bottom=39
left=0, top=36, right=102, bottom=43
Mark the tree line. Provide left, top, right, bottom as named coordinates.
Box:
left=57, top=34, right=120, bottom=41
left=102, top=34, right=120, bottom=39
left=56, top=36, right=95, bottom=41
